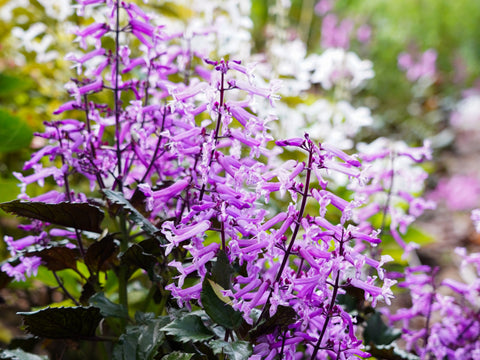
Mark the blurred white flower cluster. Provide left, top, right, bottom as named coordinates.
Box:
left=2, top=0, right=73, bottom=65
left=450, top=92, right=480, bottom=132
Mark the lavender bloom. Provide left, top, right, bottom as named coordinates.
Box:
left=321, top=13, right=353, bottom=49
left=387, top=250, right=480, bottom=359
left=73, top=22, right=109, bottom=49
left=398, top=49, right=437, bottom=82
left=1, top=1, right=407, bottom=359
left=351, top=138, right=434, bottom=256
left=1, top=256, right=42, bottom=282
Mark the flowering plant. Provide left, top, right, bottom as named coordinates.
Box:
left=0, top=1, right=479, bottom=360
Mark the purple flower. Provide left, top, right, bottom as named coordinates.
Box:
left=162, top=220, right=211, bottom=255
left=4, top=232, right=48, bottom=255
left=129, top=19, right=155, bottom=37
left=321, top=14, right=353, bottom=49
left=398, top=49, right=437, bottom=82
left=315, top=0, right=333, bottom=15
left=275, top=138, right=305, bottom=147
left=1, top=256, right=42, bottom=282
left=78, top=79, right=103, bottom=95
left=357, top=24, right=372, bottom=43
left=2, top=1, right=419, bottom=357
left=74, top=22, right=109, bottom=49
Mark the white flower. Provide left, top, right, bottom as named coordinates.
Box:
left=450, top=94, right=480, bottom=131
left=307, top=48, right=374, bottom=90
left=471, top=209, right=480, bottom=233
left=37, top=0, right=73, bottom=21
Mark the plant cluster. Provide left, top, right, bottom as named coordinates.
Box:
left=0, top=1, right=479, bottom=360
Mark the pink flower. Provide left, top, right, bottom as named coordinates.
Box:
left=321, top=14, right=353, bottom=49
left=398, top=49, right=437, bottom=82
left=357, top=24, right=372, bottom=43
left=315, top=0, right=333, bottom=15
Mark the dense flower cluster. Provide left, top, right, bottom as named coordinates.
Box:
left=2, top=0, right=479, bottom=359
left=0, top=1, right=399, bottom=358
left=353, top=138, right=435, bottom=257
left=387, top=247, right=480, bottom=359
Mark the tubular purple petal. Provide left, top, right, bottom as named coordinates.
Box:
left=172, top=82, right=208, bottom=101
left=217, top=154, right=239, bottom=178
left=130, top=18, right=155, bottom=37
left=78, top=79, right=103, bottom=95
left=131, top=29, right=152, bottom=48
left=229, top=105, right=257, bottom=127
left=233, top=278, right=262, bottom=299
left=164, top=220, right=211, bottom=244
left=53, top=100, right=79, bottom=114
left=152, top=179, right=189, bottom=201
left=77, top=22, right=106, bottom=37
left=122, top=57, right=147, bottom=73
left=230, top=128, right=261, bottom=147
left=322, top=143, right=361, bottom=166
left=275, top=138, right=304, bottom=147
left=248, top=280, right=269, bottom=308
left=171, top=127, right=201, bottom=142
left=259, top=212, right=288, bottom=232
left=78, top=48, right=106, bottom=63
left=323, top=159, right=360, bottom=178
left=78, top=0, right=105, bottom=5
left=288, top=162, right=305, bottom=181
left=298, top=247, right=321, bottom=270
left=350, top=230, right=381, bottom=244
left=441, top=279, right=470, bottom=295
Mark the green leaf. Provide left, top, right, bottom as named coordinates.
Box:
left=210, top=340, right=252, bottom=360
left=249, top=305, right=297, bottom=341
left=102, top=190, right=165, bottom=243
left=113, top=314, right=170, bottom=360
left=201, top=278, right=242, bottom=330
left=0, top=348, right=48, bottom=360
left=161, top=352, right=193, bottom=360
left=18, top=306, right=102, bottom=339
left=211, top=250, right=234, bottom=290
left=0, top=109, right=33, bottom=153
left=27, top=246, right=79, bottom=272
left=161, top=315, right=214, bottom=343
left=89, top=292, right=128, bottom=318
left=84, top=234, right=119, bottom=273
left=0, top=201, right=104, bottom=233
left=364, top=311, right=402, bottom=346
left=120, top=243, right=158, bottom=281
